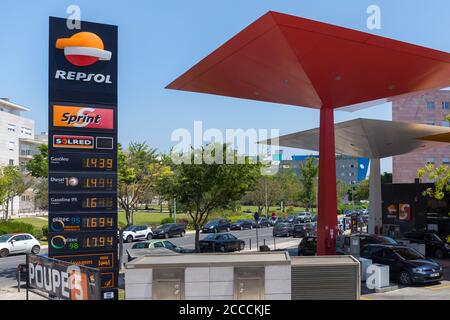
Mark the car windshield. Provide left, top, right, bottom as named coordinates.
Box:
left=124, top=226, right=138, bottom=232
left=378, top=236, right=398, bottom=245
left=204, top=234, right=219, bottom=240
left=0, top=234, right=12, bottom=243
left=158, top=224, right=172, bottom=230
left=205, top=221, right=217, bottom=227
left=393, top=247, right=425, bottom=260
left=427, top=233, right=443, bottom=242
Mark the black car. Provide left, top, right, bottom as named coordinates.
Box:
left=402, top=231, right=450, bottom=259
left=230, top=220, right=254, bottom=231
left=152, top=223, right=186, bottom=239
left=199, top=233, right=245, bottom=253
left=273, top=223, right=294, bottom=237
left=337, top=233, right=398, bottom=255
left=201, top=219, right=231, bottom=233
left=293, top=223, right=315, bottom=238
left=361, top=244, right=444, bottom=285
left=298, top=236, right=317, bottom=256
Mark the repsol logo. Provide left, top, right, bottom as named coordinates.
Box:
left=55, top=70, right=112, bottom=84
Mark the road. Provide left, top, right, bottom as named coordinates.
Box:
left=0, top=226, right=300, bottom=289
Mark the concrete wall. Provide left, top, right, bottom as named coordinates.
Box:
left=125, top=265, right=291, bottom=300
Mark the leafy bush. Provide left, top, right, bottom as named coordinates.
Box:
left=160, top=217, right=175, bottom=225
left=42, top=225, right=48, bottom=238
left=0, top=220, right=35, bottom=235
left=286, top=207, right=295, bottom=214
left=33, top=229, right=44, bottom=241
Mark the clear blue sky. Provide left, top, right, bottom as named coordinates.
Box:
left=1, top=0, right=449, bottom=173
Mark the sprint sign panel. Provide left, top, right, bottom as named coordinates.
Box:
left=53, top=105, right=114, bottom=129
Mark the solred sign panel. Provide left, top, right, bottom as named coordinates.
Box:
left=49, top=17, right=118, bottom=300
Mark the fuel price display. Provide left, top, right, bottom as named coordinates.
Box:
left=50, top=173, right=117, bottom=192
left=49, top=231, right=117, bottom=255
left=50, top=214, right=117, bottom=232
left=49, top=193, right=117, bottom=212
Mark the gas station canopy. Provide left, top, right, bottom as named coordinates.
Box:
left=167, top=11, right=450, bottom=256
left=167, top=11, right=450, bottom=111
left=258, top=118, right=450, bottom=159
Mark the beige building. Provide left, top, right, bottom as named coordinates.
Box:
left=392, top=89, right=450, bottom=183
left=0, top=98, right=47, bottom=215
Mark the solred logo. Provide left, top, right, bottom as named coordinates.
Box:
left=56, top=32, right=112, bottom=67
left=53, top=135, right=95, bottom=149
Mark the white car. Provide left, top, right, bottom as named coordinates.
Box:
left=0, top=234, right=41, bottom=258
left=122, top=225, right=153, bottom=243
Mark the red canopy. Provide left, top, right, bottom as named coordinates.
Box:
left=167, top=11, right=450, bottom=110
left=167, top=11, right=450, bottom=256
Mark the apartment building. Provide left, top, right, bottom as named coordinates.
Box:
left=392, top=89, right=450, bottom=183
left=0, top=98, right=46, bottom=214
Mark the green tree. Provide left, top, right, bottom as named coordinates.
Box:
left=118, top=142, right=172, bottom=226
left=241, top=175, right=281, bottom=216
left=170, top=144, right=261, bottom=251
left=0, top=166, right=28, bottom=220
left=26, top=144, right=48, bottom=178
left=26, top=144, right=49, bottom=210
left=417, top=164, right=450, bottom=201
left=381, top=172, right=393, bottom=184
left=337, top=180, right=351, bottom=207
left=354, top=179, right=370, bottom=201
left=298, top=158, right=318, bottom=211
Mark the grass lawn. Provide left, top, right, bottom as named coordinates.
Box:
left=118, top=211, right=190, bottom=227
left=13, top=217, right=48, bottom=230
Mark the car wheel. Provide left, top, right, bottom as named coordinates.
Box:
left=31, top=245, right=40, bottom=254
left=240, top=226, right=244, bottom=231
left=227, top=227, right=230, bottom=232
left=180, top=231, right=186, bottom=237
left=220, top=245, right=226, bottom=253
left=146, top=233, right=153, bottom=240
left=214, top=228, right=218, bottom=234
left=164, top=233, right=169, bottom=239
left=0, top=249, right=9, bottom=258
left=239, top=243, right=245, bottom=251
left=126, top=235, right=133, bottom=243
left=399, top=271, right=412, bottom=286
left=434, top=248, right=444, bottom=259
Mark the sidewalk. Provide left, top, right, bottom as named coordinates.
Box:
left=0, top=286, right=46, bottom=300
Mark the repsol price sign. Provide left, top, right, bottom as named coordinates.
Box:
left=48, top=231, right=118, bottom=255
left=27, top=254, right=101, bottom=300
left=48, top=17, right=118, bottom=300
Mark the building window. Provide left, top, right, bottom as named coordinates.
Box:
left=443, top=158, right=450, bottom=165
left=443, top=102, right=450, bottom=110
left=8, top=141, right=15, bottom=151
left=9, top=159, right=14, bottom=166
left=426, top=102, right=436, bottom=110
left=21, top=127, right=32, bottom=136
left=7, top=124, right=16, bottom=132
left=426, top=158, right=435, bottom=165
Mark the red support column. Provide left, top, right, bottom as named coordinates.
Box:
left=317, top=107, right=338, bottom=256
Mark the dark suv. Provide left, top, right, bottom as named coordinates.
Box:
left=152, top=223, right=186, bottom=239
left=402, top=231, right=450, bottom=259
left=273, top=223, right=294, bottom=237
left=202, top=219, right=231, bottom=233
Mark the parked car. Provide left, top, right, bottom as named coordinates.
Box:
left=122, top=225, right=153, bottom=243
left=152, top=223, right=186, bottom=239
left=402, top=230, right=450, bottom=259
left=127, top=240, right=194, bottom=261
left=256, top=218, right=271, bottom=228
left=230, top=220, right=254, bottom=231
left=199, top=233, right=245, bottom=253
left=293, top=223, right=315, bottom=238
left=337, top=233, right=399, bottom=255
left=297, top=212, right=312, bottom=223
left=201, top=219, right=231, bottom=233
left=298, top=236, right=317, bottom=256
left=361, top=244, right=443, bottom=285
left=0, top=234, right=40, bottom=258
left=273, top=223, right=294, bottom=237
